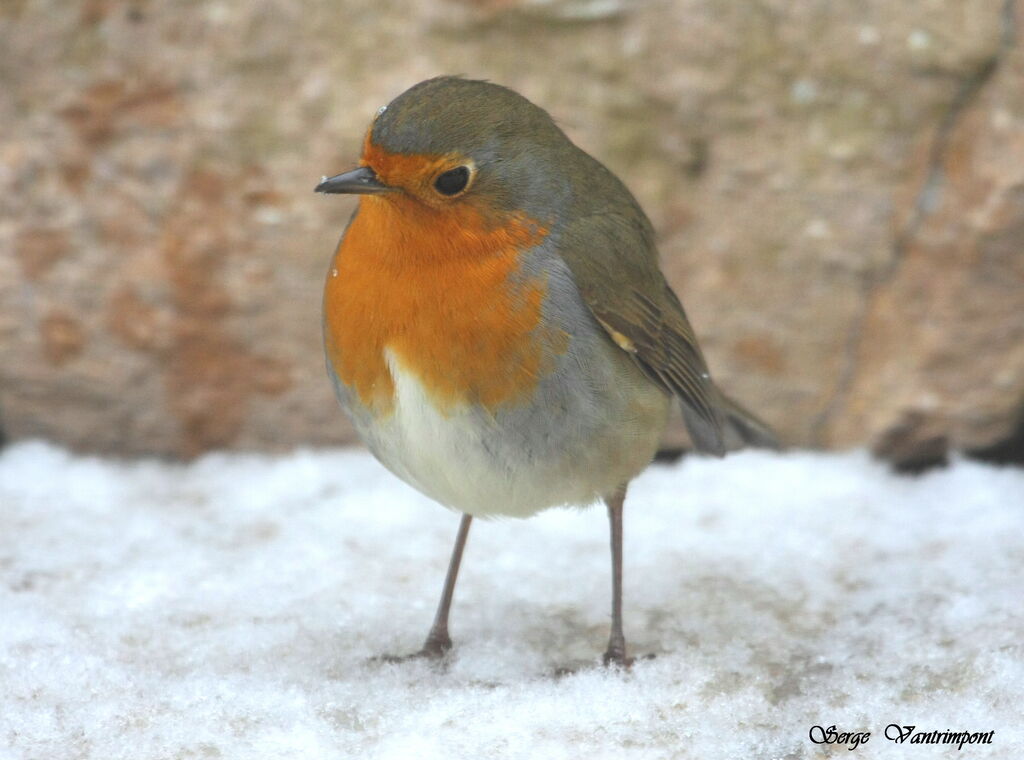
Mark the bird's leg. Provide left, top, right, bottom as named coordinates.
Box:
left=603, top=483, right=633, bottom=667
left=374, top=512, right=473, bottom=663
left=417, top=513, right=472, bottom=657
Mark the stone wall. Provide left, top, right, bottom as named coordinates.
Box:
left=1, top=0, right=1021, bottom=463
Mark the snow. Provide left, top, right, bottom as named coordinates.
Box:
left=1, top=441, right=1022, bottom=759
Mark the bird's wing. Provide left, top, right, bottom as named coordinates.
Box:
left=559, top=212, right=726, bottom=456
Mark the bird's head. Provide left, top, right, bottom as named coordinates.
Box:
left=316, top=77, right=574, bottom=222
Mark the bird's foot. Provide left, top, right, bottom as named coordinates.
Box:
left=552, top=649, right=655, bottom=677
left=602, top=650, right=635, bottom=668
left=601, top=634, right=636, bottom=669
left=371, top=630, right=452, bottom=664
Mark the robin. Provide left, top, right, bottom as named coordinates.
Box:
left=316, top=77, right=776, bottom=667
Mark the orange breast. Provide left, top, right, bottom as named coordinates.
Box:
left=323, top=194, right=559, bottom=416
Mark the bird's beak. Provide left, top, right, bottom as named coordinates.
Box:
left=315, top=166, right=391, bottom=195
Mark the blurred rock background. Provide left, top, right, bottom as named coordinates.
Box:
left=1, top=0, right=1021, bottom=467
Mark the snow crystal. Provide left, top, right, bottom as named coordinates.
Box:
left=1, top=442, right=1021, bottom=758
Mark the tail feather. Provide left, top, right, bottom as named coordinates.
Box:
left=716, top=390, right=781, bottom=451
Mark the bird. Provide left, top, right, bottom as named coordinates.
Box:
left=316, top=76, right=777, bottom=667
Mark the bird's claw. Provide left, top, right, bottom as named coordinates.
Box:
left=370, top=630, right=452, bottom=664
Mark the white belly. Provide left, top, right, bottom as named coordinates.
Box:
left=353, top=347, right=669, bottom=518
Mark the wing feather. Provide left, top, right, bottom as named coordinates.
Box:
left=559, top=213, right=726, bottom=455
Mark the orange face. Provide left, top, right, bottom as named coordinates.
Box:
left=323, top=134, right=565, bottom=417
left=360, top=130, right=478, bottom=211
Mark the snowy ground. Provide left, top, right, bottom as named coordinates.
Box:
left=1, top=441, right=1022, bottom=759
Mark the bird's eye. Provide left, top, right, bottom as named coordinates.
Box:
left=434, top=166, right=470, bottom=196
